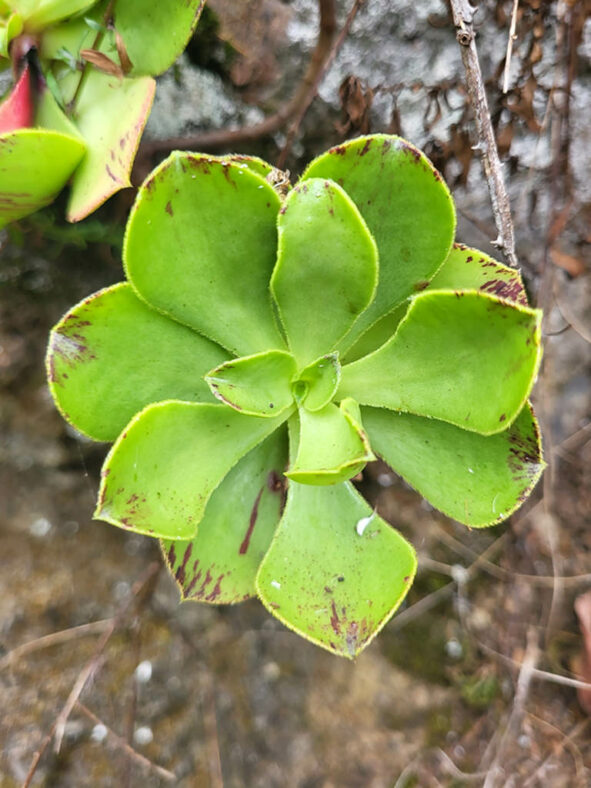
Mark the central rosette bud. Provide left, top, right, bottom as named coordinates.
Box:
left=205, top=350, right=374, bottom=485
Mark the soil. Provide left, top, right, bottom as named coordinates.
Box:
left=1, top=1, right=590, bottom=786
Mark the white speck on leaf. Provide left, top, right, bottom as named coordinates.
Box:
left=355, top=511, right=376, bottom=536
left=271, top=580, right=281, bottom=589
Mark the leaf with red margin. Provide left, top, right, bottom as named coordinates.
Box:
left=162, top=430, right=287, bottom=604
left=429, top=244, right=529, bottom=306
left=66, top=68, right=155, bottom=222
left=256, top=479, right=417, bottom=658
left=95, top=401, right=290, bottom=540
left=47, top=282, right=229, bottom=442
left=339, top=291, right=542, bottom=435
left=363, top=402, right=544, bottom=527
left=302, top=134, right=456, bottom=352
left=0, top=128, right=85, bottom=228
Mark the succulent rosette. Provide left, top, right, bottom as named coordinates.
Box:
left=0, top=0, right=204, bottom=227
left=46, top=135, right=544, bottom=657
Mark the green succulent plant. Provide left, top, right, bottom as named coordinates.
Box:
left=0, top=0, right=204, bottom=227
left=46, top=134, right=544, bottom=658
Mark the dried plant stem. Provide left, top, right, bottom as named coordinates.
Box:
left=76, top=702, right=176, bottom=783
left=276, top=0, right=366, bottom=168
left=0, top=619, right=111, bottom=671
left=23, top=562, right=161, bottom=787
left=449, top=0, right=518, bottom=269
left=482, top=628, right=539, bottom=787
left=68, top=0, right=115, bottom=113
left=502, top=0, right=520, bottom=94
left=140, top=0, right=337, bottom=156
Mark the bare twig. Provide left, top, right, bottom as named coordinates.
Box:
left=0, top=619, right=111, bottom=672
left=140, top=0, right=337, bottom=156
left=449, top=0, right=519, bottom=269
left=523, top=717, right=589, bottom=787
left=276, top=0, right=366, bottom=168
left=502, top=0, right=520, bottom=94
left=53, top=561, right=160, bottom=752
left=76, top=702, right=176, bottom=783
left=473, top=634, right=591, bottom=693
left=22, top=721, right=58, bottom=788
left=482, top=628, right=539, bottom=787
left=23, top=562, right=161, bottom=786
left=435, top=527, right=591, bottom=588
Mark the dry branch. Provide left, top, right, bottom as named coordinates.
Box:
left=76, top=702, right=176, bottom=783
left=276, top=0, right=367, bottom=168
left=140, top=0, right=337, bottom=156
left=449, top=0, right=519, bottom=269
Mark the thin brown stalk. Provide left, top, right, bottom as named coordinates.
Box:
left=140, top=0, right=337, bottom=156
left=502, top=0, right=520, bottom=94
left=276, top=0, right=366, bottom=168
left=23, top=562, right=161, bottom=786
left=523, top=717, right=589, bottom=787
left=0, top=619, right=111, bottom=672
left=435, top=527, right=591, bottom=588
left=482, top=628, right=539, bottom=788
left=76, top=702, right=177, bottom=782
left=449, top=0, right=519, bottom=270
left=68, top=0, right=115, bottom=113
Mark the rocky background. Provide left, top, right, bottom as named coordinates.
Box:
left=1, top=1, right=590, bottom=785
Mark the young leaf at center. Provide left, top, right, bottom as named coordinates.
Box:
left=205, top=350, right=297, bottom=417
left=286, top=399, right=375, bottom=485
left=271, top=178, right=378, bottom=366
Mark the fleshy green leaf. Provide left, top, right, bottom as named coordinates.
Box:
left=364, top=403, right=544, bottom=527
left=35, top=81, right=82, bottom=136
left=339, top=291, right=542, bottom=435
left=343, top=243, right=529, bottom=363
left=302, top=134, right=456, bottom=350
left=124, top=153, right=285, bottom=356
left=222, top=153, right=274, bottom=180
left=205, top=350, right=297, bottom=417
left=162, top=430, right=287, bottom=603
left=271, top=178, right=378, bottom=365
left=295, top=353, right=341, bottom=412
left=47, top=283, right=229, bottom=442
left=67, top=69, right=155, bottom=221
left=429, top=244, right=529, bottom=305
left=286, top=399, right=375, bottom=485
left=0, top=128, right=85, bottom=228
left=256, top=480, right=417, bottom=658
left=342, top=302, right=408, bottom=364
left=8, top=0, right=95, bottom=30
left=39, top=15, right=95, bottom=62
left=343, top=243, right=529, bottom=364
left=96, top=401, right=290, bottom=540
left=0, top=12, right=23, bottom=58
left=114, top=0, right=205, bottom=76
